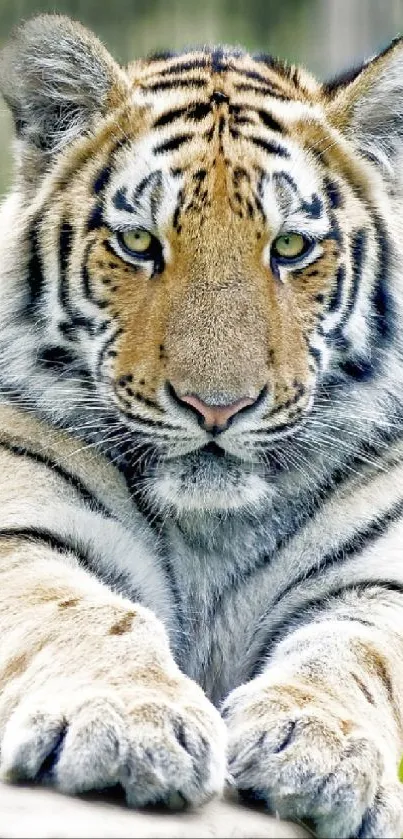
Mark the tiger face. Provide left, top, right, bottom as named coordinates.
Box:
left=1, top=17, right=400, bottom=512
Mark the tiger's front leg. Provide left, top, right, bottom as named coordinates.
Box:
left=0, top=539, right=226, bottom=807
left=223, top=591, right=403, bottom=838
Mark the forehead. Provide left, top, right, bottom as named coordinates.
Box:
left=103, top=48, right=329, bottom=237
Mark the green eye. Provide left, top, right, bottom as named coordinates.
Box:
left=272, top=233, right=311, bottom=261
left=119, top=229, right=153, bottom=256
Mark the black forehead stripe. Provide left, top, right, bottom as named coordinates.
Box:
left=234, top=66, right=286, bottom=92
left=113, top=187, right=134, bottom=213
left=153, top=134, right=194, bottom=154
left=234, top=81, right=291, bottom=99
left=249, top=137, right=290, bottom=158
left=93, top=165, right=112, bottom=196
left=153, top=106, right=188, bottom=128
left=157, top=57, right=209, bottom=76
left=258, top=110, right=284, bottom=133
left=144, top=78, right=206, bottom=91
left=187, top=102, right=211, bottom=121
left=25, top=220, right=45, bottom=315
left=155, top=103, right=211, bottom=129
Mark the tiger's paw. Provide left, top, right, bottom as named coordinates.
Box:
left=1, top=677, right=226, bottom=809
left=222, top=677, right=403, bottom=838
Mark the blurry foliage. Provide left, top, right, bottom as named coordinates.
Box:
left=0, top=0, right=402, bottom=193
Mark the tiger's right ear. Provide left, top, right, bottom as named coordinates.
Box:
left=0, top=14, right=128, bottom=155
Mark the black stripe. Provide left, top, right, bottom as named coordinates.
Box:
left=328, top=265, right=345, bottom=313
left=82, top=242, right=108, bottom=309
left=37, top=345, right=77, bottom=370
left=154, top=107, right=188, bottom=128
left=96, top=327, right=123, bottom=382
left=93, top=165, right=112, bottom=196
left=153, top=134, right=193, bottom=154
left=25, top=221, right=45, bottom=315
left=338, top=229, right=366, bottom=329
left=248, top=137, right=290, bottom=157
left=251, top=580, right=403, bottom=681
left=258, top=110, right=284, bottom=133
left=57, top=222, right=96, bottom=337
left=87, top=204, right=104, bottom=232
left=187, top=102, right=211, bottom=121
left=325, top=178, right=344, bottom=210
left=58, top=221, right=75, bottom=317
left=112, top=187, right=134, bottom=213
left=0, top=527, right=94, bottom=569
left=0, top=440, right=114, bottom=520
left=301, top=193, right=323, bottom=219
left=234, top=67, right=277, bottom=87
left=132, top=173, right=156, bottom=204
left=251, top=494, right=403, bottom=676
left=234, top=82, right=290, bottom=99
left=307, top=343, right=322, bottom=369
left=159, top=58, right=209, bottom=76
left=371, top=213, right=394, bottom=346
left=144, top=79, right=206, bottom=92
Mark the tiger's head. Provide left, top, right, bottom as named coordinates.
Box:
left=1, top=16, right=402, bottom=514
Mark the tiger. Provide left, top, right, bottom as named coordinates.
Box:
left=0, top=12, right=403, bottom=837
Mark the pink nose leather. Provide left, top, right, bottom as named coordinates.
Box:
left=179, top=393, right=256, bottom=430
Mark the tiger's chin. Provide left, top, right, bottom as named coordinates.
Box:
left=150, top=446, right=273, bottom=513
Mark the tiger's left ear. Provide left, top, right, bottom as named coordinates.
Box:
left=0, top=15, right=128, bottom=156
left=324, top=37, right=403, bottom=172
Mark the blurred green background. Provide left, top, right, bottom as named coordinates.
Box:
left=0, top=0, right=402, bottom=195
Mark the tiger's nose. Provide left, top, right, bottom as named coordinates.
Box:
left=170, top=387, right=258, bottom=434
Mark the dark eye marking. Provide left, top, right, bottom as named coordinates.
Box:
left=300, top=193, right=323, bottom=219
left=153, top=134, right=194, bottom=154
left=112, top=187, right=135, bottom=213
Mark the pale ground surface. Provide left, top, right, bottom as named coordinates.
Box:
left=0, top=783, right=310, bottom=838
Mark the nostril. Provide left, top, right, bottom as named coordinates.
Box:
left=168, top=383, right=259, bottom=432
